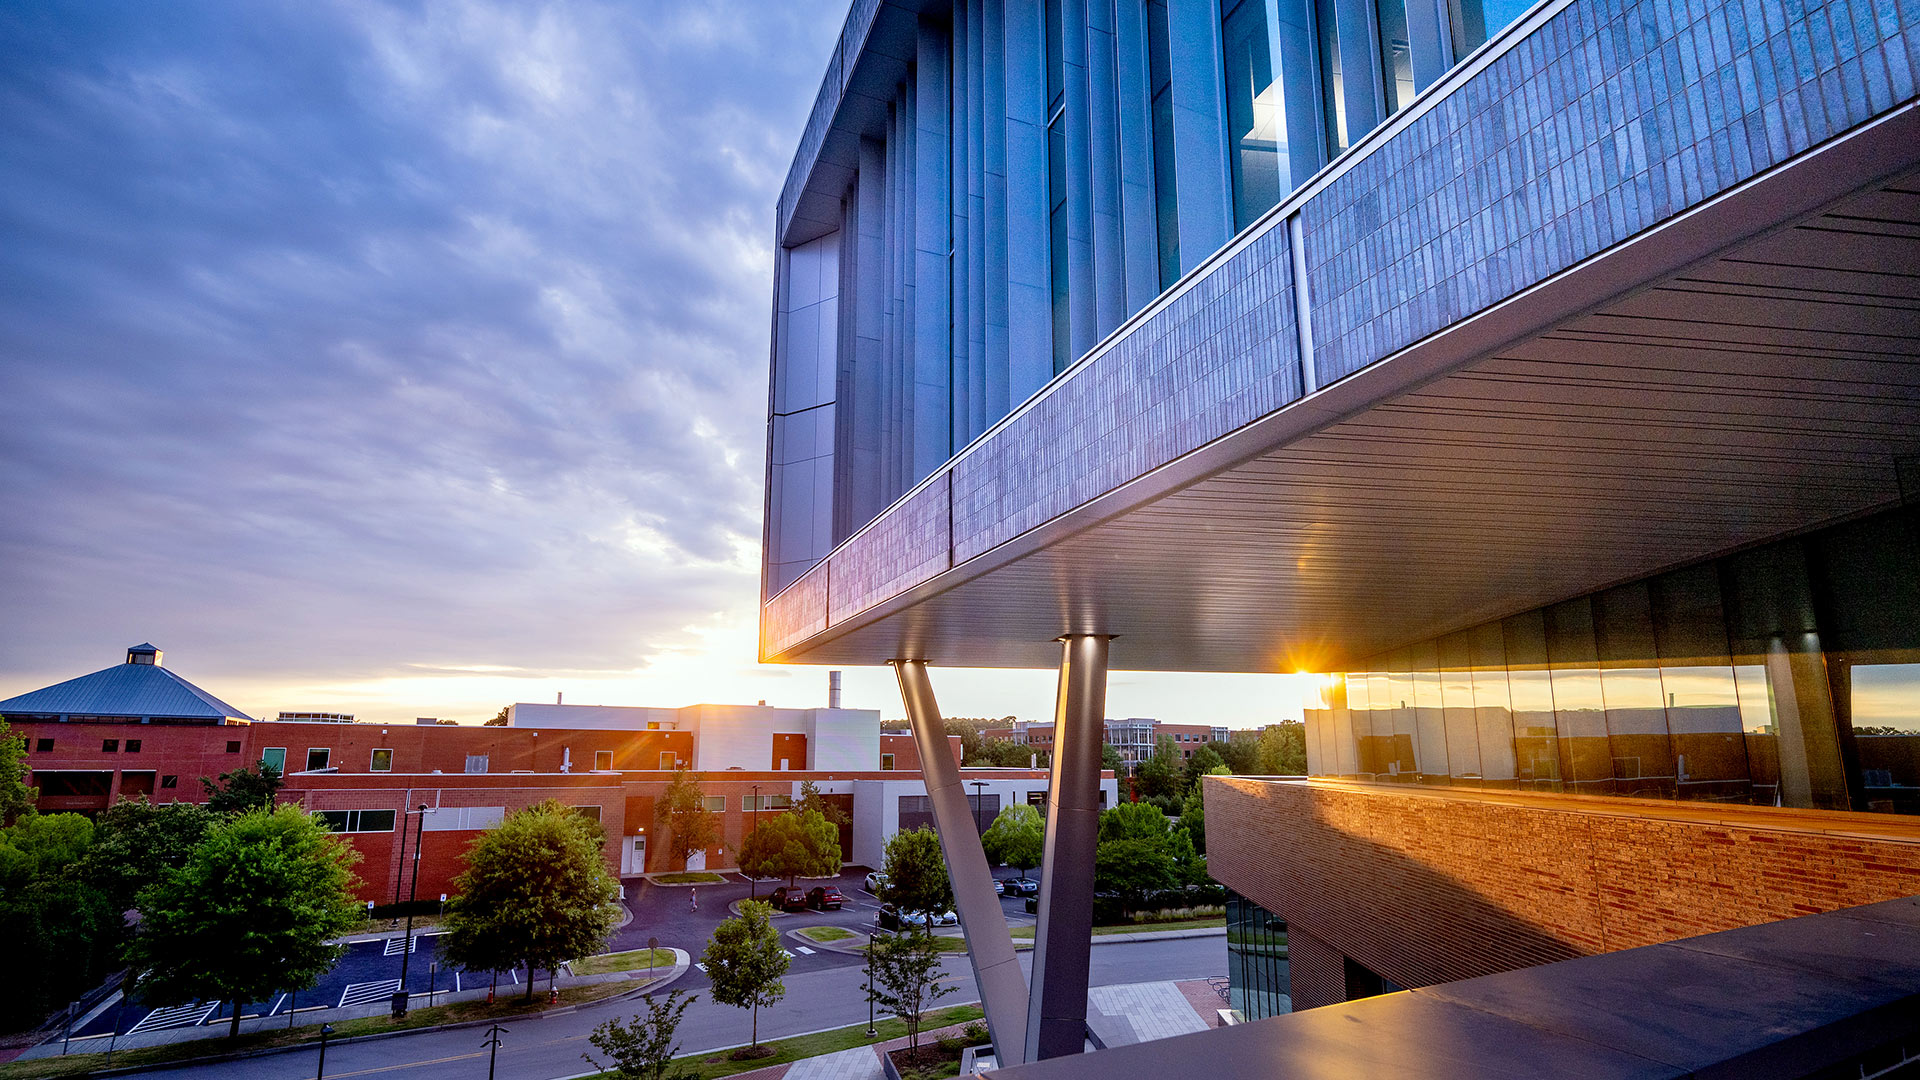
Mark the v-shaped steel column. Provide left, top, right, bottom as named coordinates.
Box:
left=1026, top=634, right=1111, bottom=1060
left=891, top=660, right=1031, bottom=1067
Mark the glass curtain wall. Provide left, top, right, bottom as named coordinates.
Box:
left=1306, top=506, right=1920, bottom=814
left=1446, top=0, right=1539, bottom=58
left=1375, top=0, right=1416, bottom=113
left=1221, top=0, right=1292, bottom=230
left=1226, top=890, right=1291, bottom=1019
left=1313, top=0, right=1350, bottom=154
left=1046, top=0, right=1071, bottom=374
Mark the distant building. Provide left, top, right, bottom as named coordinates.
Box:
left=1, top=647, right=1112, bottom=900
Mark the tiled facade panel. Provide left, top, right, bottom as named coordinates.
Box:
left=762, top=560, right=829, bottom=658
left=951, top=226, right=1302, bottom=561
left=1282, top=925, right=1349, bottom=1013
left=1205, top=778, right=1920, bottom=1008
left=826, top=472, right=952, bottom=620
left=1302, top=0, right=1920, bottom=383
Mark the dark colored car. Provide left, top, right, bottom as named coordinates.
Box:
left=807, top=885, right=844, bottom=910
left=769, top=886, right=809, bottom=912
left=1006, top=878, right=1040, bottom=896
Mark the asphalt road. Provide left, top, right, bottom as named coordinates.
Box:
left=125, top=936, right=1223, bottom=1080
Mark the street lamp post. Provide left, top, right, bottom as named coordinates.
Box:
left=968, top=780, right=987, bottom=834
left=749, top=783, right=760, bottom=901
left=482, top=1023, right=508, bottom=1080
left=393, top=803, right=430, bottom=1019
left=864, top=930, right=877, bottom=1038
left=317, top=1023, right=334, bottom=1080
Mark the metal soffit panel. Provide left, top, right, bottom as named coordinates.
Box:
left=768, top=174, right=1920, bottom=671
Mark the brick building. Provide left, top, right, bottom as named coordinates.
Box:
left=2, top=647, right=1116, bottom=903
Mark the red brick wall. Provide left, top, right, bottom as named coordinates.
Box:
left=879, top=733, right=963, bottom=770
left=1206, top=778, right=1920, bottom=1010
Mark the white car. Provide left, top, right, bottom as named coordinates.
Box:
left=864, top=870, right=889, bottom=895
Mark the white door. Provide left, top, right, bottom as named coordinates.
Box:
left=685, top=848, right=705, bottom=872
left=625, top=835, right=646, bottom=875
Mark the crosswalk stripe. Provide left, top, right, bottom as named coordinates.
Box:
left=339, top=979, right=403, bottom=1008
left=694, top=963, right=708, bottom=973
left=795, top=946, right=815, bottom=955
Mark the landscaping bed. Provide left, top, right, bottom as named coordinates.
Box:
left=795, top=925, right=855, bottom=943
left=572, top=947, right=677, bottom=976
left=651, top=871, right=726, bottom=885
left=885, top=1023, right=988, bottom=1080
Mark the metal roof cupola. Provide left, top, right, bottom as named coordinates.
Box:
left=126, top=643, right=162, bottom=666
left=0, top=644, right=252, bottom=724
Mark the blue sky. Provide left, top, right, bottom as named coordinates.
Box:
left=0, top=1, right=1301, bottom=726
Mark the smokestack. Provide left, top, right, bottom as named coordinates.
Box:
left=828, top=670, right=843, bottom=709
left=556, top=691, right=563, bottom=705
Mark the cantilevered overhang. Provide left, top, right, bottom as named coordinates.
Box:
left=763, top=0, right=1920, bottom=671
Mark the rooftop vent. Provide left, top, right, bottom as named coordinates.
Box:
left=126, top=643, right=162, bottom=666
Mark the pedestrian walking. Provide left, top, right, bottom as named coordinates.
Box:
left=690, top=887, right=698, bottom=912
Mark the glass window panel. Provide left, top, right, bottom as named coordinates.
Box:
left=1546, top=598, right=1613, bottom=793
left=1438, top=632, right=1482, bottom=779
left=1503, top=612, right=1561, bottom=790
left=1469, top=622, right=1517, bottom=785
left=1345, top=665, right=1376, bottom=779
left=1376, top=0, right=1416, bottom=114
left=1650, top=563, right=1754, bottom=801
left=1222, top=0, right=1290, bottom=229
left=1594, top=583, right=1676, bottom=798
left=1314, top=0, right=1349, bottom=153
left=1410, top=640, right=1449, bottom=785
left=1146, top=0, right=1180, bottom=289
left=1445, top=0, right=1535, bottom=58
left=1369, top=665, right=1414, bottom=780
left=1385, top=650, right=1429, bottom=782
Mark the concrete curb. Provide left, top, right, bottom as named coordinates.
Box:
left=17, top=950, right=693, bottom=1080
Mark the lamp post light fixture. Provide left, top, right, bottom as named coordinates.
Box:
left=317, top=1023, right=335, bottom=1080
left=865, top=930, right=878, bottom=1038
left=393, top=803, right=430, bottom=1019
left=969, top=780, right=988, bottom=834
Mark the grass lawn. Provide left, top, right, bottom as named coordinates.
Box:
left=1009, top=916, right=1225, bottom=940
left=639, top=1004, right=985, bottom=1080
left=573, top=948, right=677, bottom=976
left=344, top=914, right=444, bottom=937
left=795, top=925, right=856, bottom=943
left=652, top=871, right=725, bottom=884
left=0, top=983, right=635, bottom=1080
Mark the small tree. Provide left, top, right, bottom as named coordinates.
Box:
left=0, top=717, right=37, bottom=825
left=1180, top=770, right=1228, bottom=856
left=583, top=990, right=699, bottom=1080
left=1100, top=743, right=1126, bottom=775
left=980, top=803, right=1043, bottom=881
left=737, top=808, right=840, bottom=889
left=795, top=779, right=850, bottom=830
left=85, top=798, right=214, bottom=917
left=703, top=900, right=787, bottom=1053
left=1257, top=722, right=1308, bottom=775
left=660, top=768, right=720, bottom=870
left=1217, top=734, right=1261, bottom=775
left=485, top=707, right=510, bottom=727
left=443, top=800, right=619, bottom=1000
left=199, top=763, right=282, bottom=815
left=126, top=804, right=362, bottom=1038
left=881, top=826, right=953, bottom=923
left=1182, top=745, right=1226, bottom=795
left=863, top=929, right=955, bottom=1060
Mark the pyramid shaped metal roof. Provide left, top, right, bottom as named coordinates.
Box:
left=0, top=651, right=253, bottom=722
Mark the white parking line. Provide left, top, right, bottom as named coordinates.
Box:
left=383, top=936, right=418, bottom=956
left=127, top=1002, right=219, bottom=1035
left=338, top=979, right=402, bottom=1008
left=695, top=963, right=708, bottom=973
left=795, top=946, right=815, bottom=955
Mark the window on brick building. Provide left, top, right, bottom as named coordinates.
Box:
left=594, top=750, right=613, bottom=771
left=225, top=740, right=241, bottom=753
left=125, top=739, right=141, bottom=753
left=465, top=754, right=489, bottom=774
left=658, top=751, right=677, bottom=770
left=316, top=809, right=398, bottom=833
left=370, top=749, right=393, bottom=772
left=572, top=805, right=602, bottom=822
left=35, top=738, right=53, bottom=752
left=881, top=753, right=895, bottom=771
left=702, top=796, right=725, bottom=813
left=261, top=747, right=286, bottom=773
left=161, top=775, right=177, bottom=789
left=102, top=739, right=118, bottom=753
left=305, top=748, right=331, bottom=772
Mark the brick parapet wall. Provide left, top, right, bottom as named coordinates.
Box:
left=1206, top=777, right=1920, bottom=1009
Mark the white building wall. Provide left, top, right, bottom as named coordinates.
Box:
left=805, top=708, right=881, bottom=770
left=682, top=704, right=807, bottom=772
left=506, top=703, right=680, bottom=730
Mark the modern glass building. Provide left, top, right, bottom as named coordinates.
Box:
left=763, top=0, right=1920, bottom=1071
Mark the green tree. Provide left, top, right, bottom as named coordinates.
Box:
left=85, top=798, right=214, bottom=918
left=1101, top=743, right=1126, bottom=774
left=980, top=803, right=1043, bottom=881
left=881, top=826, right=953, bottom=922
left=1134, top=737, right=1183, bottom=801
left=660, top=768, right=720, bottom=870
left=0, top=813, right=119, bottom=1030
left=485, top=707, right=510, bottom=726
left=1183, top=745, right=1226, bottom=795
left=1217, top=733, right=1261, bottom=775
left=583, top=990, right=699, bottom=1080
left=1094, top=837, right=1179, bottom=909
left=1180, top=770, right=1228, bottom=856
left=443, top=801, right=618, bottom=1000
left=795, top=779, right=850, bottom=830
left=199, top=763, right=283, bottom=815
left=863, top=928, right=956, bottom=1059
left=126, top=804, right=362, bottom=1038
left=703, top=900, right=788, bottom=1052
left=737, top=808, right=841, bottom=889
left=0, top=717, right=37, bottom=825
left=1257, top=722, right=1308, bottom=775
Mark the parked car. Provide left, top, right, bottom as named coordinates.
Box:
left=930, top=908, right=959, bottom=926
left=807, top=885, right=844, bottom=910
left=864, top=870, right=889, bottom=895
left=768, top=886, right=809, bottom=912
left=877, top=902, right=919, bottom=930
left=993, top=879, right=1005, bottom=896
left=1006, top=878, right=1040, bottom=896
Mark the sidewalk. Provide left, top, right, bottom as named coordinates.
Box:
left=18, top=949, right=690, bottom=1063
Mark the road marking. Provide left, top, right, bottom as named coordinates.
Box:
left=454, top=972, right=462, bottom=992
left=780, top=949, right=795, bottom=957
left=127, top=1002, right=219, bottom=1035
left=383, top=936, right=418, bottom=956
left=267, top=993, right=287, bottom=1017
left=795, top=946, right=815, bottom=955
left=338, top=979, right=403, bottom=1008
left=694, top=963, right=708, bottom=973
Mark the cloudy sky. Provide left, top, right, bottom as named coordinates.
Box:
left=0, top=0, right=1303, bottom=726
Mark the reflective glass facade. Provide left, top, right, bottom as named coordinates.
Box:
left=1307, top=507, right=1920, bottom=814
left=1226, top=890, right=1291, bottom=1020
